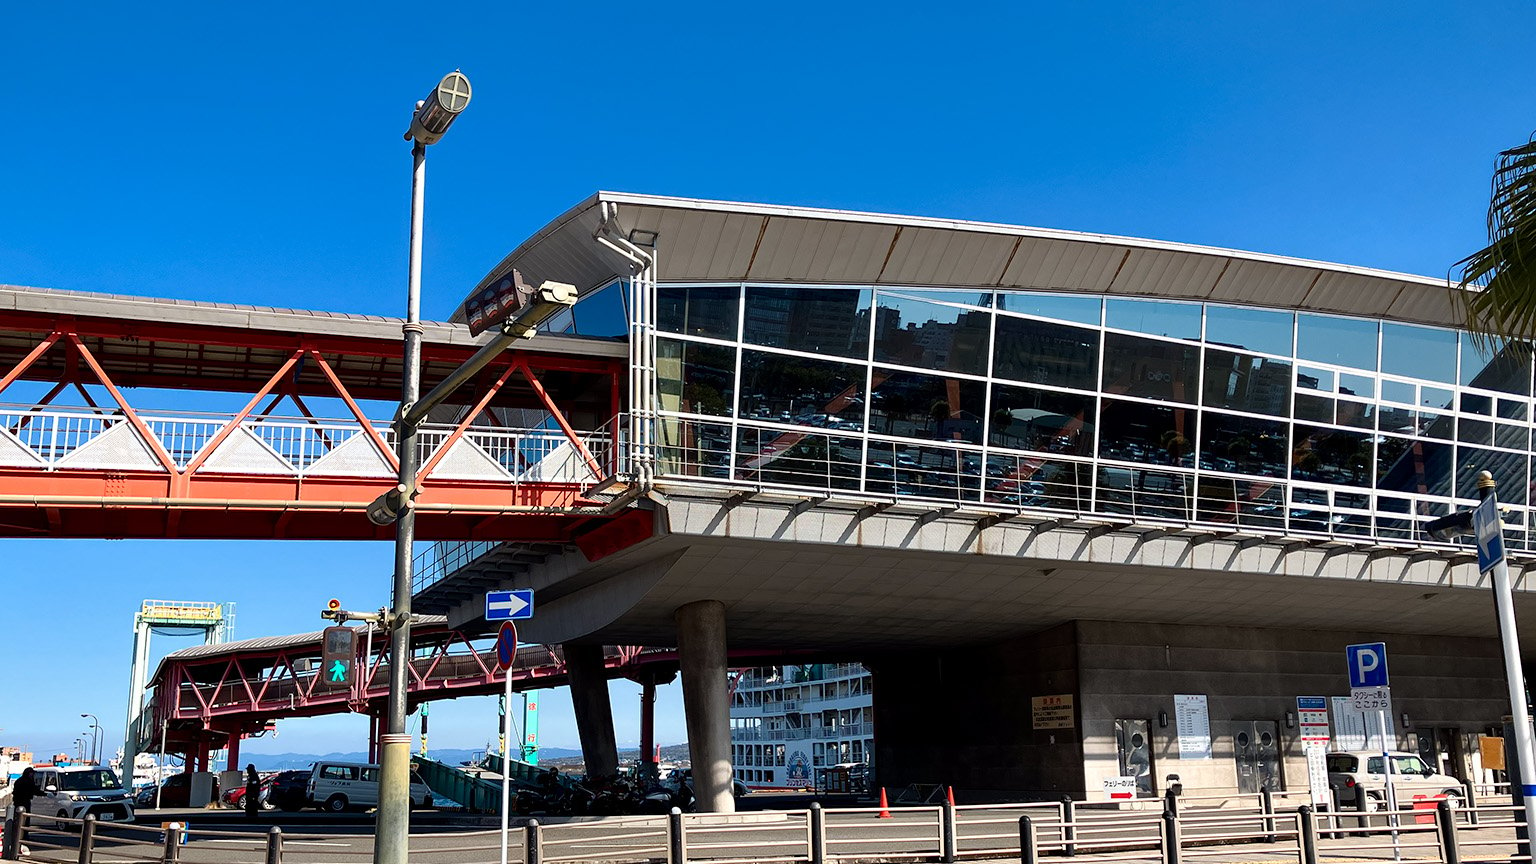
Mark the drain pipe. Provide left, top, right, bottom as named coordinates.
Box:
left=594, top=200, right=657, bottom=499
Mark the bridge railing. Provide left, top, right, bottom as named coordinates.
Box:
left=652, top=414, right=1501, bottom=553
left=0, top=404, right=616, bottom=488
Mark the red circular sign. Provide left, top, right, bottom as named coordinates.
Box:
left=495, top=622, right=518, bottom=671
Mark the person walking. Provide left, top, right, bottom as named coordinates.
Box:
left=243, top=765, right=260, bottom=821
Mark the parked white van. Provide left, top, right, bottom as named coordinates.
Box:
left=307, top=761, right=434, bottom=812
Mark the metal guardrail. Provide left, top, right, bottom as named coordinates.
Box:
left=5, top=793, right=1532, bottom=864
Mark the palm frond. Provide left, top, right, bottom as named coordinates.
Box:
left=1456, top=136, right=1536, bottom=352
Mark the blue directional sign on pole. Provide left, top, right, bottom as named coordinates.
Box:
left=1346, top=642, right=1389, bottom=688
left=486, top=589, right=534, bottom=621
left=1474, top=495, right=1506, bottom=574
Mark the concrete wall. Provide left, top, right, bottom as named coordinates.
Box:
left=870, top=622, right=1084, bottom=799
left=870, top=619, right=1513, bottom=801
left=1075, top=621, right=1509, bottom=799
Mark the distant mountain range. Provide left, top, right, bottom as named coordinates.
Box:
left=243, top=747, right=582, bottom=771
left=244, top=744, right=688, bottom=772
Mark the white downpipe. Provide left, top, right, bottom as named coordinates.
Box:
left=595, top=201, right=657, bottom=493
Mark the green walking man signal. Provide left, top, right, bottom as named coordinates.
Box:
left=321, top=625, right=356, bottom=688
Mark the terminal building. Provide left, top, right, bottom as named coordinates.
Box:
left=414, top=192, right=1536, bottom=806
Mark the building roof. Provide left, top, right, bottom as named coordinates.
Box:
left=480, top=192, right=1467, bottom=329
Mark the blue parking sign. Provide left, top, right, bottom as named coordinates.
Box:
left=1346, top=642, right=1389, bottom=688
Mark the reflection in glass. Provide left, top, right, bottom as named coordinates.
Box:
left=657, top=286, right=738, bottom=339
left=995, top=292, right=1101, bottom=325
left=1417, top=411, right=1454, bottom=440
left=738, top=350, right=865, bottom=430
left=1297, top=367, right=1333, bottom=392
left=1381, top=323, right=1456, bottom=384
left=1336, top=399, right=1375, bottom=430
left=1096, top=466, right=1192, bottom=520
left=984, top=455, right=1090, bottom=510
left=873, top=294, right=991, bottom=375
left=1498, top=423, right=1528, bottom=450
left=1102, top=334, right=1199, bottom=403
left=881, top=288, right=993, bottom=308
left=988, top=384, right=1094, bottom=456
left=1297, top=314, right=1377, bottom=371
left=1459, top=418, right=1493, bottom=447
left=1381, top=380, right=1415, bottom=405
left=993, top=316, right=1099, bottom=390
left=1500, top=399, right=1527, bottom=421
left=864, top=441, right=981, bottom=500
left=1339, top=374, right=1374, bottom=399
left=1462, top=339, right=1534, bottom=395
left=1294, top=394, right=1332, bottom=424
left=657, top=419, right=731, bottom=478
left=1421, top=386, right=1454, bottom=411
left=868, top=369, right=985, bottom=444
left=1291, top=425, right=1372, bottom=487
left=1376, top=436, right=1452, bottom=497
left=1204, top=305, right=1292, bottom=356
left=1199, top=412, right=1287, bottom=477
left=1099, top=399, right=1196, bottom=467
left=1377, top=405, right=1415, bottom=435
left=1106, top=299, right=1201, bottom=340
left=743, top=286, right=870, bottom=358
left=735, top=427, right=861, bottom=491
left=1196, top=477, right=1285, bottom=529
left=1457, top=447, right=1528, bottom=505
left=657, top=339, right=735, bottom=416
left=1202, top=350, right=1291, bottom=416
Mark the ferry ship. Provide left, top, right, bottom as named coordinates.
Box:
left=729, top=663, right=873, bottom=791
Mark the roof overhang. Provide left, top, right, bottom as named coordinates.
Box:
left=478, top=191, right=1467, bottom=329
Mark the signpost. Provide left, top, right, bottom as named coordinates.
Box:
left=486, top=590, right=534, bottom=622
left=490, top=596, right=529, bottom=864
left=1297, top=697, right=1331, bottom=807
left=1346, top=642, right=1397, bottom=858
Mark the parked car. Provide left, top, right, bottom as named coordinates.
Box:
left=306, top=761, right=434, bottom=812
left=1325, top=751, right=1462, bottom=808
left=31, top=765, right=135, bottom=823
left=222, top=774, right=274, bottom=809
left=135, top=772, right=219, bottom=809
left=266, top=770, right=312, bottom=812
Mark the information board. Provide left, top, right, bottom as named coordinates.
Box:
left=1031, top=694, right=1075, bottom=730
left=1174, top=694, right=1212, bottom=760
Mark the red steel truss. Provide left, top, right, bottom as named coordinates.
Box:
left=0, top=307, right=627, bottom=540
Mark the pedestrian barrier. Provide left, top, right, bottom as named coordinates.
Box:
left=7, top=792, right=1536, bottom=864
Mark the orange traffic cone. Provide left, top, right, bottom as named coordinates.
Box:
left=946, top=786, right=956, bottom=806
left=878, top=787, right=892, bottom=818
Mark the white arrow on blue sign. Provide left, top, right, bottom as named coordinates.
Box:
left=1346, top=642, right=1389, bottom=688
left=486, top=589, right=534, bottom=621
left=1474, top=495, right=1506, bottom=574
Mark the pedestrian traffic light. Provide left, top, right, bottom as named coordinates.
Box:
left=321, top=626, right=356, bottom=688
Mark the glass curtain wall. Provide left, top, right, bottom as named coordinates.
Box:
left=653, top=284, right=1536, bottom=549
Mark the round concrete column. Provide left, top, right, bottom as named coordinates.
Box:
left=675, top=599, right=734, bottom=813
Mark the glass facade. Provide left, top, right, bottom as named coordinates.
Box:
left=654, top=285, right=1536, bottom=549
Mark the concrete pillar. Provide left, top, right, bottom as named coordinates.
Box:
left=564, top=643, right=619, bottom=779
left=225, top=733, right=241, bottom=772
left=640, top=679, right=658, bottom=771
left=676, top=599, right=733, bottom=813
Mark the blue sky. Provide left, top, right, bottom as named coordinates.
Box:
left=2, top=2, right=1535, bottom=761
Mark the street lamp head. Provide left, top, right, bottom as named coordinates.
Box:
left=405, top=70, right=472, bottom=145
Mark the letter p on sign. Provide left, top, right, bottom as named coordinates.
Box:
left=1346, top=642, right=1389, bottom=688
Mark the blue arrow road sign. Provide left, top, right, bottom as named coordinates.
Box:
left=1474, top=495, right=1506, bottom=574
left=1346, top=642, right=1389, bottom=688
left=486, top=589, right=534, bottom=621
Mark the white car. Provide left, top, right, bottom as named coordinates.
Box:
left=307, top=761, right=434, bottom=812
left=32, top=765, right=136, bottom=823
left=1324, top=751, right=1463, bottom=808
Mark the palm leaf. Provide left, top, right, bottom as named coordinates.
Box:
left=1456, top=137, right=1536, bottom=352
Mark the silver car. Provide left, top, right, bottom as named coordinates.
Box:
left=1325, top=751, right=1462, bottom=808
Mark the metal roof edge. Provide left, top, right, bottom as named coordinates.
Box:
left=591, top=191, right=1457, bottom=291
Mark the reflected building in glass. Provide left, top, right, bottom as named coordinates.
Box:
left=653, top=283, right=1535, bottom=548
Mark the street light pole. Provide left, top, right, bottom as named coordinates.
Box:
left=80, top=714, right=100, bottom=765
left=375, top=70, right=472, bottom=864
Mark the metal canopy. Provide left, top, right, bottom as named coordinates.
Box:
left=476, top=191, right=1465, bottom=329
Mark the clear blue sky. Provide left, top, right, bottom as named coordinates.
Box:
left=2, top=1, right=1534, bottom=761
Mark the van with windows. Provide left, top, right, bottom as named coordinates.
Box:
left=307, top=761, right=434, bottom=812
left=1325, top=750, right=1462, bottom=808
left=32, top=765, right=136, bottom=823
